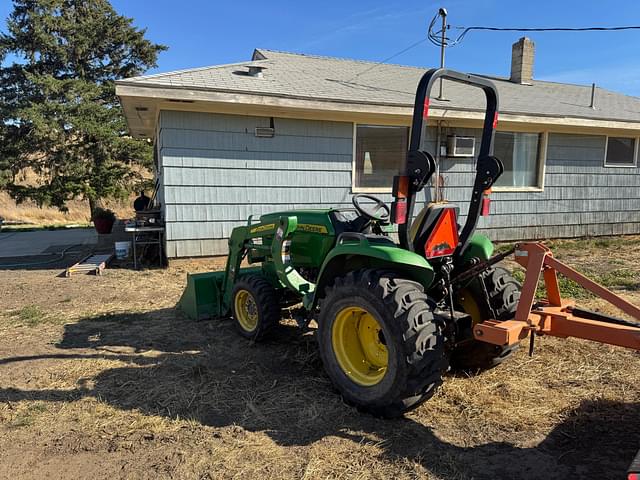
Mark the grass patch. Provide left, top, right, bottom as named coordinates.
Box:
left=511, top=266, right=640, bottom=302
left=8, top=402, right=48, bottom=429
left=16, top=305, right=46, bottom=325
left=494, top=242, right=516, bottom=254
left=596, top=269, right=640, bottom=291
left=545, top=235, right=636, bottom=252
left=9, top=305, right=59, bottom=327
left=512, top=268, right=595, bottom=300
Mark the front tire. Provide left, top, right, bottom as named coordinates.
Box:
left=317, top=269, right=448, bottom=418
left=231, top=275, right=280, bottom=340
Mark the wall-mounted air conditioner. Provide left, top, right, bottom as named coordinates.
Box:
left=447, top=135, right=476, bottom=157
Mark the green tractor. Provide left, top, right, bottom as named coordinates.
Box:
left=178, top=69, right=521, bottom=417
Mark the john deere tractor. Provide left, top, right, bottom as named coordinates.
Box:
left=179, top=69, right=521, bottom=417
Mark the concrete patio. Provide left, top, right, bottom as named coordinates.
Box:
left=0, top=228, right=97, bottom=258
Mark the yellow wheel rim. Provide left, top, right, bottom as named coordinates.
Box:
left=234, top=289, right=259, bottom=332
left=458, top=289, right=483, bottom=324
left=332, top=306, right=388, bottom=386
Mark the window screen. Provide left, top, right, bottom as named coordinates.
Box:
left=355, top=125, right=409, bottom=189
left=606, top=137, right=636, bottom=166
left=493, top=132, right=541, bottom=187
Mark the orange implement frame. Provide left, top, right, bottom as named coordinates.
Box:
left=473, top=242, right=640, bottom=351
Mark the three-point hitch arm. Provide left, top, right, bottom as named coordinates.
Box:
left=391, top=68, right=504, bottom=255
left=474, top=242, right=640, bottom=352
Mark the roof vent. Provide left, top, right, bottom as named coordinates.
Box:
left=246, top=65, right=266, bottom=78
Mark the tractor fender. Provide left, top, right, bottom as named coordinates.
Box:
left=309, top=235, right=434, bottom=309
left=460, top=233, right=495, bottom=264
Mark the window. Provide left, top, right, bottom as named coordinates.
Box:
left=605, top=137, right=637, bottom=167
left=354, top=125, right=409, bottom=190
left=493, top=132, right=542, bottom=188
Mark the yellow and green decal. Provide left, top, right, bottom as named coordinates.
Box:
left=297, top=224, right=329, bottom=234
left=250, top=223, right=276, bottom=234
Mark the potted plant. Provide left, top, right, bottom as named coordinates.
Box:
left=92, top=207, right=116, bottom=234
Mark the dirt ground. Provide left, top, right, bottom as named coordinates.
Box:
left=1, top=237, right=639, bottom=479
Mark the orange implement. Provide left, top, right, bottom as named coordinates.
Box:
left=473, top=242, right=640, bottom=351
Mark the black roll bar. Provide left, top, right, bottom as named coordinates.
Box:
left=396, top=68, right=504, bottom=255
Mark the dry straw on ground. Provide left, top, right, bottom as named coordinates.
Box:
left=0, top=237, right=639, bottom=479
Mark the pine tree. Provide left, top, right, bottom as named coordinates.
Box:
left=0, top=0, right=166, bottom=215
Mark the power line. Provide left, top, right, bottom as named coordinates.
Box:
left=345, top=37, right=427, bottom=82
left=428, top=13, right=640, bottom=48
left=344, top=14, right=640, bottom=83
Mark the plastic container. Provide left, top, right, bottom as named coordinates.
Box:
left=115, top=241, right=131, bottom=260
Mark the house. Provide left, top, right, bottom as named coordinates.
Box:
left=116, top=38, right=640, bottom=258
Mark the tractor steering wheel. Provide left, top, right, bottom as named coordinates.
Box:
left=352, top=194, right=391, bottom=223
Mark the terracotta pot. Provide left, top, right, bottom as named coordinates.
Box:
left=93, top=217, right=115, bottom=234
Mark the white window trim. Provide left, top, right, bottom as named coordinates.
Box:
left=351, top=125, right=549, bottom=194
left=492, top=131, right=548, bottom=193
left=603, top=135, right=639, bottom=168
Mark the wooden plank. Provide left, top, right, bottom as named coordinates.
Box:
left=65, top=254, right=113, bottom=277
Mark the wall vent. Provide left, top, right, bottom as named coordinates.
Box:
left=255, top=127, right=275, bottom=138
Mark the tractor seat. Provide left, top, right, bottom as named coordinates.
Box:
left=329, top=209, right=370, bottom=235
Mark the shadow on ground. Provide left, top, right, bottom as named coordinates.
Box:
left=0, top=249, right=93, bottom=271
left=1, top=308, right=638, bottom=479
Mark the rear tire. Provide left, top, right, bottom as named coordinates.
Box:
left=231, top=275, right=280, bottom=340
left=451, top=267, right=521, bottom=370
left=317, top=269, right=448, bottom=418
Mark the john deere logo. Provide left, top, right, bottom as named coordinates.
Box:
left=250, top=223, right=276, bottom=234
left=298, top=224, right=328, bottom=234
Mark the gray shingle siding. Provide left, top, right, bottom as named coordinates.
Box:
left=159, top=110, right=355, bottom=257
left=159, top=111, right=640, bottom=258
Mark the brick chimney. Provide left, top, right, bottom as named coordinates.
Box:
left=510, top=37, right=535, bottom=84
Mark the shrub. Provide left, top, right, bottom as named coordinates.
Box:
left=92, top=207, right=116, bottom=222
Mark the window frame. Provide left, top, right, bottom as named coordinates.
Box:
left=603, top=135, right=639, bottom=168
left=491, top=130, right=548, bottom=193
left=350, top=124, right=549, bottom=194
left=351, top=122, right=411, bottom=194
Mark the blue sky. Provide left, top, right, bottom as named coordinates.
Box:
left=2, top=0, right=640, bottom=96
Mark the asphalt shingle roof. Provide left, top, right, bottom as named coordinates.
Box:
left=118, top=48, right=640, bottom=123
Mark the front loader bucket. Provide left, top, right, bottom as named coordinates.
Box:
left=177, top=267, right=264, bottom=321
left=177, top=271, right=226, bottom=321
